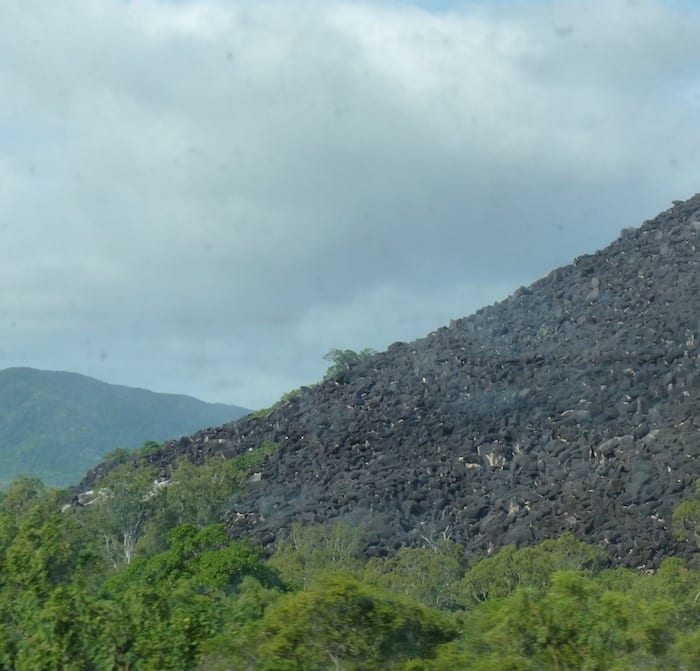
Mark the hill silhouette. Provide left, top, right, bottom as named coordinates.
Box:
left=0, top=367, right=248, bottom=488
left=79, top=194, right=700, bottom=569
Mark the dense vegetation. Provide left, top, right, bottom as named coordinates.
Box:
left=0, top=450, right=698, bottom=670
left=0, top=367, right=248, bottom=488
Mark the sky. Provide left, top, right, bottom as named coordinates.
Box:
left=1, top=0, right=699, bottom=410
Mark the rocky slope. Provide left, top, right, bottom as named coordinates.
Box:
left=80, top=195, right=700, bottom=568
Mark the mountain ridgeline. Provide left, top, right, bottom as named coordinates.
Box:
left=80, top=194, right=700, bottom=569
left=0, top=368, right=249, bottom=488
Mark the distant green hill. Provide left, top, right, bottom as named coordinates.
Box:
left=0, top=367, right=249, bottom=488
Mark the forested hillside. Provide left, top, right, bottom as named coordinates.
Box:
left=0, top=459, right=698, bottom=669
left=0, top=368, right=248, bottom=488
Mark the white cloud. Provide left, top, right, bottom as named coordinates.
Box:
left=0, top=0, right=698, bottom=408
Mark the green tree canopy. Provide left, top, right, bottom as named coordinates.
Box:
left=323, top=348, right=376, bottom=381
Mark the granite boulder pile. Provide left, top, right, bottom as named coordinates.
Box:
left=79, top=194, right=700, bottom=568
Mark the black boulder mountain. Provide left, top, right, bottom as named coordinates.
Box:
left=81, top=195, right=700, bottom=568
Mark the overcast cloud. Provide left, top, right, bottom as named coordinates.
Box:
left=1, top=0, right=698, bottom=409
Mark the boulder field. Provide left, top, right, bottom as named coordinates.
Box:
left=79, top=194, right=700, bottom=568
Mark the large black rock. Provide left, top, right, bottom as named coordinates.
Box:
left=80, top=194, right=700, bottom=568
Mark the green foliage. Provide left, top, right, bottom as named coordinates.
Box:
left=631, top=557, right=700, bottom=639
left=104, top=440, right=163, bottom=465
left=136, top=439, right=162, bottom=454
left=448, top=570, right=679, bottom=670
left=0, top=475, right=46, bottom=523
left=323, top=348, right=376, bottom=381
left=0, top=487, right=106, bottom=670
left=670, top=627, right=700, bottom=671
left=250, top=348, right=377, bottom=417
left=1, top=471, right=699, bottom=670
left=268, top=521, right=367, bottom=589
left=86, top=462, right=161, bottom=566
left=455, top=532, right=610, bottom=607
left=9, top=584, right=108, bottom=671
left=101, top=446, right=133, bottom=464
left=224, top=573, right=456, bottom=671
left=673, top=479, right=700, bottom=547
left=94, top=523, right=272, bottom=671
left=140, top=458, right=227, bottom=548
left=95, top=441, right=275, bottom=562
left=363, top=541, right=467, bottom=610
left=252, top=388, right=303, bottom=419
left=113, top=524, right=267, bottom=594
left=137, top=458, right=235, bottom=555
left=197, top=575, right=283, bottom=670
left=122, top=441, right=278, bottom=559
left=229, top=439, right=278, bottom=478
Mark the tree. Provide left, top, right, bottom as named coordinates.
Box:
left=434, top=568, right=683, bottom=671
left=0, top=493, right=106, bottom=670
left=98, top=524, right=271, bottom=671
left=673, top=479, right=700, bottom=549
left=228, top=573, right=456, bottom=671
left=454, top=533, right=610, bottom=607
left=323, top=348, right=376, bottom=381
left=0, top=476, right=46, bottom=524
left=363, top=541, right=466, bottom=610
left=138, top=442, right=278, bottom=557
left=268, top=521, right=367, bottom=590
left=86, top=462, right=161, bottom=566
